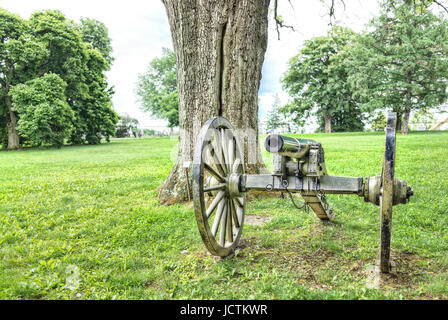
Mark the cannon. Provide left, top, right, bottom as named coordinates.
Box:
left=192, top=113, right=413, bottom=273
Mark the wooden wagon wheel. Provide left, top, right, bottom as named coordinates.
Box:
left=379, top=112, right=397, bottom=273
left=192, top=117, right=246, bottom=257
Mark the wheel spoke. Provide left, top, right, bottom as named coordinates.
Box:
left=234, top=196, right=244, bottom=208
left=230, top=197, right=240, bottom=228
left=220, top=129, right=230, bottom=172
left=219, top=205, right=227, bottom=246
left=206, top=191, right=225, bottom=218
left=206, top=143, right=226, bottom=177
left=233, top=198, right=244, bottom=226
left=211, top=130, right=227, bottom=174
left=204, top=183, right=226, bottom=193
left=232, top=158, right=241, bottom=174
left=226, top=199, right=233, bottom=243
left=204, top=163, right=225, bottom=183
left=228, top=137, right=235, bottom=168
left=211, top=199, right=226, bottom=237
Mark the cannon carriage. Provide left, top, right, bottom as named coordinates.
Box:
left=192, top=113, right=413, bottom=273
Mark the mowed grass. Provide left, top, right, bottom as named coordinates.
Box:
left=0, top=131, right=447, bottom=299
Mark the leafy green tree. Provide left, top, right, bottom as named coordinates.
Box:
left=317, top=108, right=365, bottom=132
left=28, top=10, right=117, bottom=145
left=79, top=17, right=114, bottom=67
left=29, top=10, right=89, bottom=102
left=348, top=2, right=448, bottom=134
left=29, top=10, right=90, bottom=144
left=136, top=48, right=178, bottom=128
left=266, top=94, right=287, bottom=132
left=369, top=112, right=387, bottom=132
left=0, top=9, right=118, bottom=149
left=281, top=26, right=364, bottom=133
left=385, top=0, right=447, bottom=14
left=10, top=73, right=74, bottom=148
left=0, top=8, right=48, bottom=149
left=72, top=46, right=118, bottom=144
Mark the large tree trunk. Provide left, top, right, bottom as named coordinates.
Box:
left=6, top=112, right=20, bottom=150
left=4, top=92, right=20, bottom=150
left=324, top=113, right=332, bottom=133
left=392, top=104, right=403, bottom=132
left=401, top=86, right=412, bottom=134
left=159, top=0, right=270, bottom=205
left=402, top=105, right=411, bottom=134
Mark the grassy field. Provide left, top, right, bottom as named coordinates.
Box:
left=0, top=131, right=447, bottom=300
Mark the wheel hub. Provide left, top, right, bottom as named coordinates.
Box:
left=227, top=173, right=242, bottom=198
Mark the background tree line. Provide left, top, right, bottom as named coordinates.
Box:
left=282, top=1, right=448, bottom=134
left=0, top=9, right=118, bottom=149
left=137, top=1, right=448, bottom=135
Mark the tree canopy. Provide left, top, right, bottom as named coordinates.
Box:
left=347, top=1, right=448, bottom=133
left=281, top=26, right=364, bottom=133
left=0, top=8, right=118, bottom=149
left=136, top=48, right=178, bottom=128
left=0, top=8, right=48, bottom=149
left=265, top=94, right=287, bottom=132
left=10, top=73, right=74, bottom=148
left=79, top=17, right=114, bottom=67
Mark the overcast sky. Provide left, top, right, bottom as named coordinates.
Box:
left=1, top=0, right=382, bottom=130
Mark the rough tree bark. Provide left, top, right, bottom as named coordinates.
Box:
left=401, top=75, right=412, bottom=135
left=6, top=110, right=20, bottom=150
left=3, top=84, right=20, bottom=150
left=159, top=0, right=270, bottom=205
left=324, top=113, right=332, bottom=133
left=395, top=109, right=403, bottom=133
left=402, top=95, right=411, bottom=134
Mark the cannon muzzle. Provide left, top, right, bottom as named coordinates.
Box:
left=265, top=134, right=317, bottom=158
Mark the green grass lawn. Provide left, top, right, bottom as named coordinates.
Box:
left=0, top=131, right=447, bottom=300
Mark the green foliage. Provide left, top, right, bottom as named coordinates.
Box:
left=347, top=2, right=448, bottom=130
left=384, top=0, right=443, bottom=14
left=10, top=73, right=74, bottom=148
left=31, top=10, right=119, bottom=145
left=0, top=8, right=49, bottom=149
left=282, top=26, right=364, bottom=133
left=265, top=94, right=287, bottom=132
left=0, top=9, right=48, bottom=85
left=0, top=8, right=117, bottom=149
left=369, top=112, right=387, bottom=132
left=317, top=108, right=365, bottom=133
left=79, top=17, right=114, bottom=67
left=29, top=10, right=89, bottom=101
left=136, top=48, right=178, bottom=128
left=71, top=46, right=118, bottom=145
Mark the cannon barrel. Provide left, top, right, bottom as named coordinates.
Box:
left=265, top=134, right=316, bottom=155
